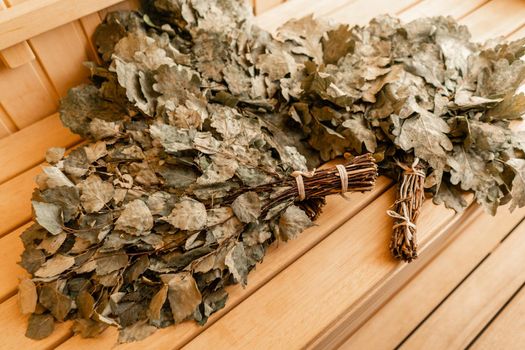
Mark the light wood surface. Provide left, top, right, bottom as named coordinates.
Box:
left=400, top=219, right=525, bottom=349
left=0, top=112, right=81, bottom=184
left=471, top=285, right=525, bottom=349
left=0, top=0, right=523, bottom=349
left=0, top=0, right=124, bottom=50
left=341, top=205, right=525, bottom=349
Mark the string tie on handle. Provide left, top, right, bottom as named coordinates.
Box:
left=291, top=169, right=316, bottom=201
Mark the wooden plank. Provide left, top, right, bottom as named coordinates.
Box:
left=0, top=0, right=125, bottom=50
left=398, top=0, right=489, bottom=22
left=0, top=0, right=34, bottom=68
left=507, top=24, right=525, bottom=40
left=0, top=165, right=40, bottom=238
left=254, top=0, right=285, bottom=15
left=0, top=296, right=72, bottom=350
left=399, top=219, right=525, bottom=349
left=0, top=102, right=16, bottom=138
left=28, top=21, right=93, bottom=97
left=181, top=189, right=459, bottom=350
left=0, top=112, right=81, bottom=184
left=255, top=0, right=353, bottom=32
left=0, top=223, right=30, bottom=302
left=461, top=0, right=525, bottom=42
left=79, top=12, right=103, bottom=65
left=54, top=178, right=392, bottom=350
left=341, top=205, right=525, bottom=349
left=0, top=42, right=34, bottom=69
left=329, top=0, right=421, bottom=25
left=471, top=285, right=525, bottom=350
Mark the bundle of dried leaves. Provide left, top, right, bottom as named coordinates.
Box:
left=18, top=1, right=380, bottom=342
left=18, top=0, right=525, bottom=342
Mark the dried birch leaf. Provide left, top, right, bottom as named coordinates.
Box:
left=18, top=278, right=37, bottom=315
left=26, top=314, right=55, bottom=340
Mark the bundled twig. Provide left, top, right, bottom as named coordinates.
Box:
left=387, top=159, right=426, bottom=262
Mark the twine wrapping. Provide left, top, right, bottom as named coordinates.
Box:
left=291, top=169, right=316, bottom=201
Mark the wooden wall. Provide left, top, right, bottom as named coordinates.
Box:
left=0, top=0, right=282, bottom=141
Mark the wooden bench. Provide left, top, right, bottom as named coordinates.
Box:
left=0, top=0, right=524, bottom=349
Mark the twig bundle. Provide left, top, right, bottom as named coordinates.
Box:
left=387, top=159, right=426, bottom=262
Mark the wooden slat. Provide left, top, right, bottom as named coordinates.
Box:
left=341, top=205, right=525, bottom=349
left=182, top=189, right=459, bottom=350
left=461, top=0, right=525, bottom=42
left=329, top=0, right=421, bottom=25
left=0, top=102, right=16, bottom=138
left=398, top=219, right=525, bottom=349
left=254, top=0, right=285, bottom=15
left=507, top=24, right=525, bottom=40
left=254, top=0, right=353, bottom=32
left=0, top=58, right=58, bottom=129
left=79, top=12, right=103, bottom=65
left=0, top=0, right=34, bottom=69
left=0, top=42, right=34, bottom=69
left=0, top=297, right=72, bottom=350
left=27, top=21, right=93, bottom=97
left=0, top=0, right=125, bottom=50
left=53, top=178, right=392, bottom=350
left=0, top=113, right=81, bottom=184
left=398, top=0, right=489, bottom=22
left=0, top=223, right=30, bottom=302
left=0, top=166, right=40, bottom=237
left=471, top=285, right=525, bottom=349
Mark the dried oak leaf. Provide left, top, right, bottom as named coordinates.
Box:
left=322, top=24, right=354, bottom=65
left=507, top=158, right=525, bottom=211
left=395, top=99, right=452, bottom=170
left=115, top=199, right=154, bottom=235
left=278, top=205, right=313, bottom=241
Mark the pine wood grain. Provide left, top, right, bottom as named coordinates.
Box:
left=27, top=21, right=93, bottom=97
left=254, top=0, right=285, bottom=15
left=471, top=285, right=525, bottom=350
left=0, top=223, right=30, bottom=302
left=0, top=296, right=72, bottom=350
left=329, top=0, right=422, bottom=25
left=0, top=102, right=16, bottom=138
left=0, top=112, right=81, bottom=184
left=0, top=0, right=125, bottom=51
left=341, top=205, right=525, bottom=349
left=461, top=0, right=525, bottom=42
left=0, top=0, right=34, bottom=69
left=398, top=0, right=489, bottom=22
left=0, top=52, right=58, bottom=129
left=254, top=0, right=352, bottom=32
left=398, top=218, right=525, bottom=349
left=79, top=12, right=103, bottom=65
left=0, top=165, right=40, bottom=237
